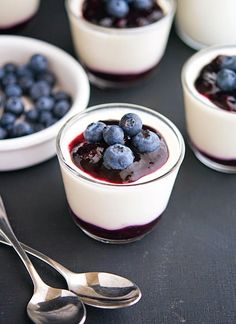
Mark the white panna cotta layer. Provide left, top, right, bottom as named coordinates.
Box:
left=182, top=46, right=236, bottom=161
left=57, top=104, right=184, bottom=231
left=66, top=0, right=175, bottom=74
left=176, top=0, right=236, bottom=50
left=0, top=0, right=40, bottom=29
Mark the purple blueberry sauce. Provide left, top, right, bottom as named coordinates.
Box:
left=195, top=55, right=236, bottom=112
left=69, top=120, right=169, bottom=184
left=82, top=0, right=164, bottom=28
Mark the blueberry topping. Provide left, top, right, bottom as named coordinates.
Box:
left=216, top=69, right=236, bottom=91
left=10, top=121, right=33, bottom=138
left=53, top=100, right=70, bottom=118
left=30, top=81, right=51, bottom=101
left=30, top=54, right=48, bottom=73
left=103, top=144, right=134, bottom=170
left=132, top=129, right=160, bottom=152
left=0, top=113, right=16, bottom=128
left=134, top=0, right=154, bottom=10
left=5, top=84, right=22, bottom=97
left=106, top=0, right=129, bottom=18
left=5, top=97, right=24, bottom=116
left=119, top=113, right=142, bottom=136
left=103, top=125, right=124, bottom=145
left=218, top=55, right=236, bottom=71
left=0, top=127, right=7, bottom=139
left=36, top=96, right=55, bottom=112
left=84, top=122, right=106, bottom=143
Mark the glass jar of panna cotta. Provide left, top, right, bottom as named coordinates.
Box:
left=56, top=103, right=185, bottom=244
left=65, top=0, right=176, bottom=88
left=0, top=0, right=40, bottom=30
left=175, top=0, right=236, bottom=50
left=182, top=45, right=236, bottom=173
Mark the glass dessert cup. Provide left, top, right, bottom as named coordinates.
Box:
left=65, top=0, right=176, bottom=88
left=182, top=45, right=236, bottom=173
left=0, top=0, right=40, bottom=30
left=56, top=103, right=185, bottom=244
left=175, top=0, right=236, bottom=50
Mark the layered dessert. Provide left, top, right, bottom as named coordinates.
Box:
left=0, top=0, right=40, bottom=30
left=175, top=0, right=236, bottom=50
left=66, top=0, right=176, bottom=88
left=57, top=103, right=185, bottom=243
left=182, top=45, right=236, bottom=173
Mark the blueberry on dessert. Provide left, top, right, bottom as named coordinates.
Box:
left=195, top=55, right=236, bottom=112
left=82, top=0, right=164, bottom=28
left=70, top=113, right=169, bottom=183
left=0, top=54, right=73, bottom=140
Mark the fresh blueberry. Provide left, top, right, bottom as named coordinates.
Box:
left=18, top=76, right=34, bottom=93
left=1, top=73, right=17, bottom=88
left=84, top=121, right=106, bottom=143
left=132, top=129, right=160, bottom=153
left=30, top=81, right=51, bottom=101
left=0, top=113, right=16, bottom=128
left=17, top=65, right=33, bottom=78
left=103, top=125, right=124, bottom=145
left=119, top=113, right=142, bottom=136
left=53, top=91, right=71, bottom=103
left=5, top=84, right=22, bottom=97
left=5, top=97, right=24, bottom=116
left=10, top=121, right=34, bottom=138
left=36, top=96, right=55, bottom=112
left=103, top=144, right=134, bottom=170
left=25, top=109, right=39, bottom=122
left=3, top=63, right=17, bottom=74
left=53, top=100, right=70, bottom=118
left=33, top=123, right=45, bottom=133
left=216, top=69, right=236, bottom=91
left=44, top=117, right=57, bottom=127
left=38, top=111, right=54, bottom=125
left=106, top=0, right=129, bottom=18
left=0, top=127, right=7, bottom=139
left=219, top=55, right=236, bottom=71
left=36, top=71, right=56, bottom=87
left=133, top=0, right=154, bottom=10
left=0, top=68, right=5, bottom=80
left=30, top=54, right=48, bottom=73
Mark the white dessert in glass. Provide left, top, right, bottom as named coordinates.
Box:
left=182, top=45, right=236, bottom=173
left=65, top=0, right=176, bottom=88
left=175, top=0, right=236, bottom=50
left=0, top=0, right=40, bottom=30
left=56, top=103, right=185, bottom=243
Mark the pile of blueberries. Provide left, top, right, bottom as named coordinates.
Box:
left=0, top=54, right=72, bottom=140
left=83, top=0, right=163, bottom=28
left=83, top=113, right=160, bottom=170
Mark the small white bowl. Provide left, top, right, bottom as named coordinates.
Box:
left=0, top=36, right=90, bottom=171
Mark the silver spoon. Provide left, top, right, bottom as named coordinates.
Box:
left=0, top=196, right=86, bottom=324
left=0, top=233, right=142, bottom=309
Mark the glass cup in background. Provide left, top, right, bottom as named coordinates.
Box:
left=57, top=103, right=185, bottom=244
left=175, top=0, right=236, bottom=50
left=182, top=45, right=236, bottom=173
left=0, top=0, right=40, bottom=30
left=65, top=0, right=176, bottom=88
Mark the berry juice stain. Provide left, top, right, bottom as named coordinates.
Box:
left=69, top=120, right=169, bottom=184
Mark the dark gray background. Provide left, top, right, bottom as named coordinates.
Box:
left=0, top=1, right=236, bottom=323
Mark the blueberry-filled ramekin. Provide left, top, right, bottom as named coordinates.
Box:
left=65, top=0, right=176, bottom=88
left=57, top=103, right=185, bottom=244
left=182, top=45, right=236, bottom=173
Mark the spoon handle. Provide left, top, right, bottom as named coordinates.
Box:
left=0, top=196, right=44, bottom=290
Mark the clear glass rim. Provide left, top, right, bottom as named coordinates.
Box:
left=181, top=44, right=236, bottom=116
left=65, top=0, right=176, bottom=34
left=56, top=103, right=185, bottom=187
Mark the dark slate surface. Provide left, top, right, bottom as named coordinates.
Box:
left=0, top=1, right=236, bottom=323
